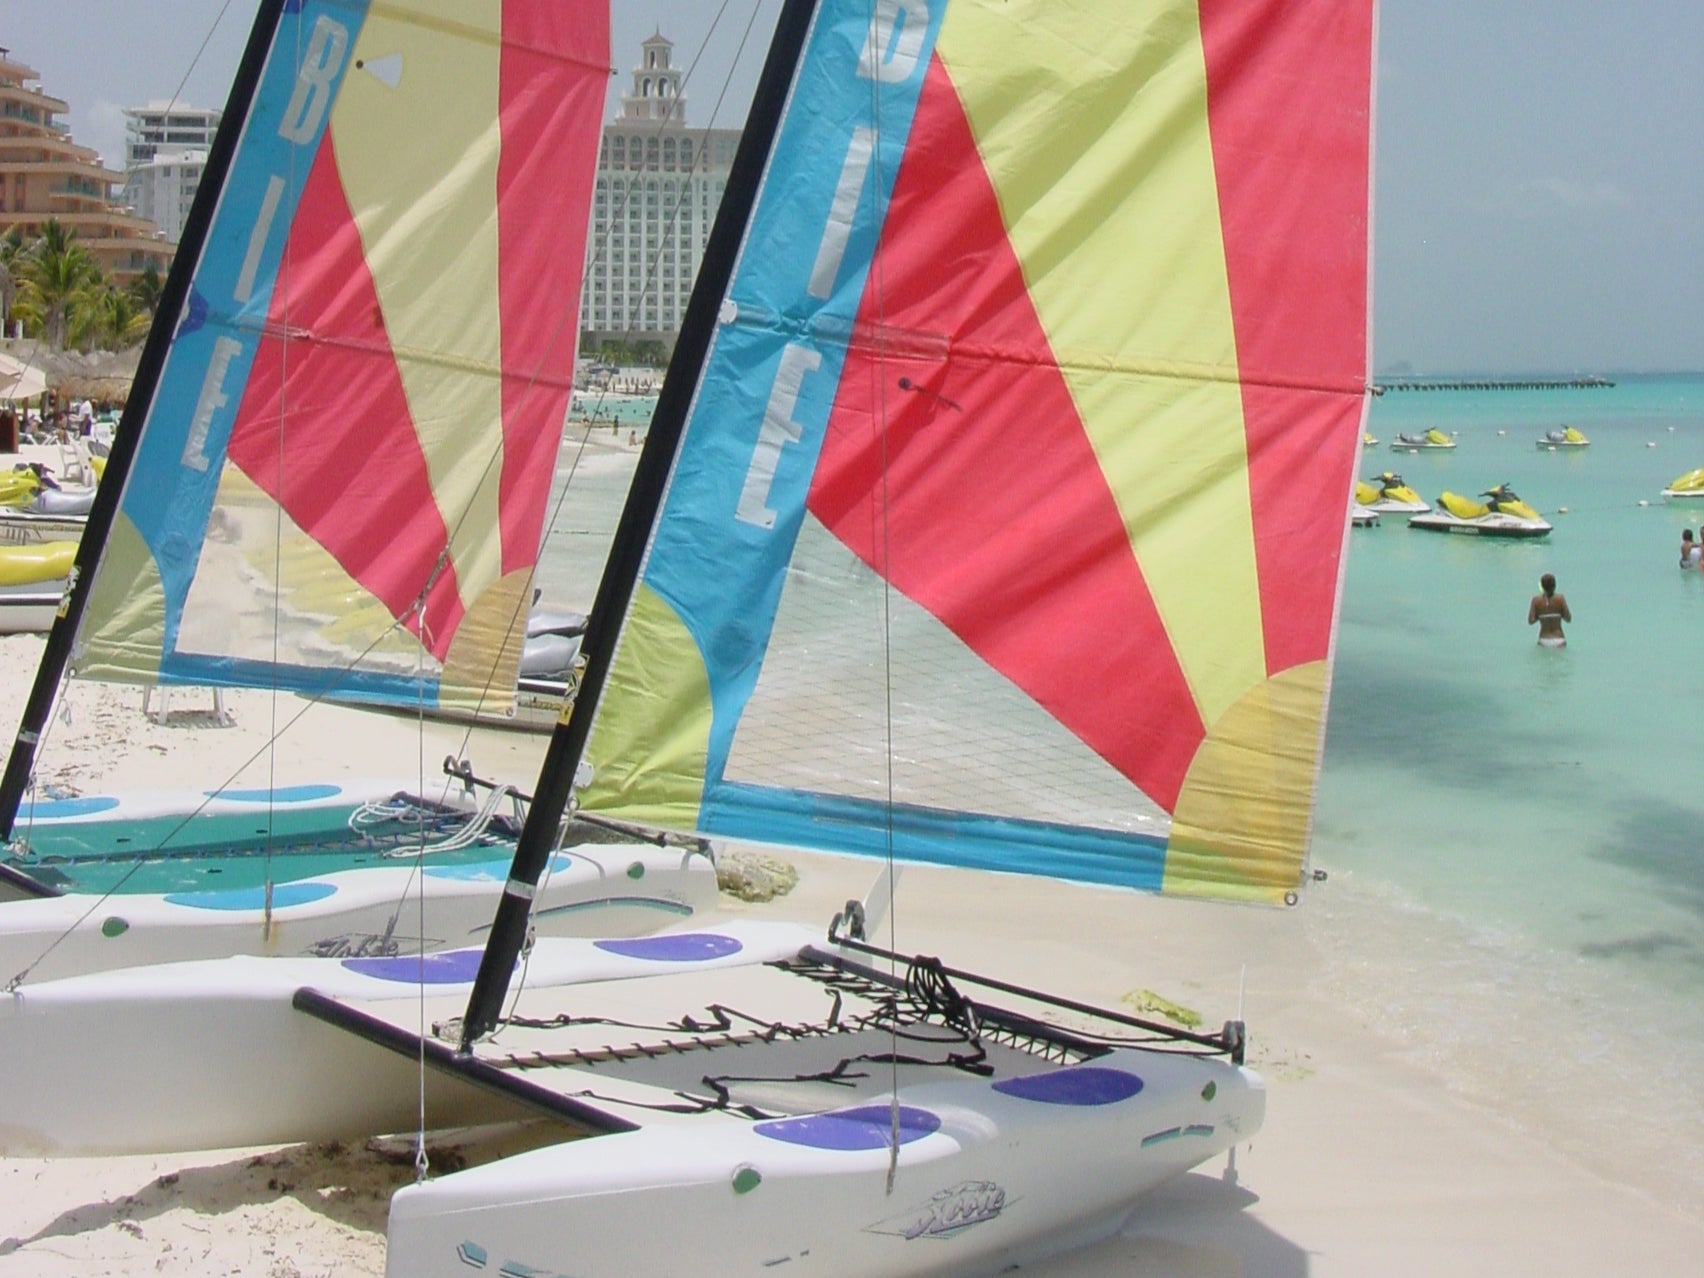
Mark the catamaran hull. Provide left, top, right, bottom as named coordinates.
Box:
left=1407, top=511, right=1552, bottom=538
left=0, top=844, right=716, bottom=982
left=384, top=1052, right=1262, bottom=1277
left=0, top=921, right=823, bottom=1156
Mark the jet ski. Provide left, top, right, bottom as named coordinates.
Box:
left=1390, top=428, right=1456, bottom=452
left=1537, top=425, right=1589, bottom=450
left=0, top=539, right=75, bottom=633
left=1408, top=483, right=1551, bottom=538
left=1362, top=430, right=1378, bottom=448
left=1662, top=468, right=1704, bottom=500
left=0, top=462, right=97, bottom=542
left=1356, top=471, right=1431, bottom=513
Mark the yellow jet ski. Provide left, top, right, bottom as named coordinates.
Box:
left=1358, top=470, right=1430, bottom=513
left=0, top=462, right=96, bottom=541
left=1537, top=425, right=1589, bottom=450
left=1390, top=428, right=1456, bottom=452
left=1409, top=483, right=1551, bottom=538
left=1662, top=468, right=1704, bottom=500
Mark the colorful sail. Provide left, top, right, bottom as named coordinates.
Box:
left=578, top=0, right=1374, bottom=903
left=73, top=0, right=607, bottom=711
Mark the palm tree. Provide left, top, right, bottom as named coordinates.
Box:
left=72, top=285, right=151, bottom=350
left=126, top=261, right=165, bottom=320
left=17, top=220, right=103, bottom=350
left=0, top=228, right=23, bottom=338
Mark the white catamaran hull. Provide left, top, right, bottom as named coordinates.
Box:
left=0, top=919, right=819, bottom=1155
left=385, top=1051, right=1261, bottom=1278
left=0, top=843, right=716, bottom=983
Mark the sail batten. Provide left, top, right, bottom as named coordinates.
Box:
left=70, top=0, right=609, bottom=712
left=572, top=0, right=1373, bottom=904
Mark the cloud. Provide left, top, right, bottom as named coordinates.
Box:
left=80, top=99, right=130, bottom=172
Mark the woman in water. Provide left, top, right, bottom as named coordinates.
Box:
left=1527, top=572, right=1571, bottom=648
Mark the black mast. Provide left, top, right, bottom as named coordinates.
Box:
left=0, top=0, right=287, bottom=840
left=458, top=0, right=821, bottom=1049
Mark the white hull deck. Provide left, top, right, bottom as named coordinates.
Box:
left=0, top=841, right=716, bottom=983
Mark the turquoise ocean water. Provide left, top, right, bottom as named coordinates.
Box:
left=539, top=375, right=1704, bottom=1208
left=1315, top=374, right=1704, bottom=1207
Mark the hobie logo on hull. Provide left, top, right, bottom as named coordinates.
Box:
left=868, top=1179, right=1012, bottom=1240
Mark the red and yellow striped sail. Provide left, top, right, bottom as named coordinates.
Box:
left=76, top=1, right=607, bottom=711
left=583, top=0, right=1375, bottom=902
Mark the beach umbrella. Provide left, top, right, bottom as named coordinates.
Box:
left=0, top=352, right=47, bottom=403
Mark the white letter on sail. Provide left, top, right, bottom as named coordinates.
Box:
left=278, top=17, right=349, bottom=145
left=858, top=0, right=926, bottom=83
left=808, top=126, right=875, bottom=300
left=182, top=336, right=243, bottom=473
left=737, top=344, right=821, bottom=529
left=234, top=175, right=286, bottom=306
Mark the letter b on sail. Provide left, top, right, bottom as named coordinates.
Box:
left=279, top=16, right=349, bottom=144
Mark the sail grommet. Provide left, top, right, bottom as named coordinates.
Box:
left=718, top=299, right=739, bottom=326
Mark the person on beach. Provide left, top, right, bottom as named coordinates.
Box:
left=1683, top=529, right=1697, bottom=568
left=1693, top=531, right=1704, bottom=570
left=1527, top=573, right=1571, bottom=648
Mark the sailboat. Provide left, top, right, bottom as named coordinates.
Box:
left=0, top=0, right=715, bottom=976
left=0, top=0, right=1374, bottom=1271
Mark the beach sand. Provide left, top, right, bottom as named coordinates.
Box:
left=0, top=612, right=1700, bottom=1271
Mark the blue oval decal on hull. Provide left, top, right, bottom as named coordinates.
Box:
left=592, top=933, right=742, bottom=961
left=342, top=948, right=485, bottom=983
left=755, top=1105, right=941, bottom=1151
left=165, top=881, right=339, bottom=911
left=992, top=1066, right=1144, bottom=1106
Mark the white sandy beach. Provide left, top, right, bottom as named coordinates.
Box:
left=0, top=593, right=1700, bottom=1273
left=0, top=627, right=1697, bottom=1274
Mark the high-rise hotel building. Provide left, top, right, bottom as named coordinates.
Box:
left=581, top=33, right=739, bottom=354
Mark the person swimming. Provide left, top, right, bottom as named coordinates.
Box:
left=1527, top=572, right=1571, bottom=648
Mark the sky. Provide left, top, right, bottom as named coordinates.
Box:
left=3, top=0, right=1699, bottom=376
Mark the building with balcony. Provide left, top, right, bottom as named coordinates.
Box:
left=0, top=50, right=171, bottom=283
left=123, top=102, right=222, bottom=169
left=581, top=33, right=741, bottom=356
left=120, top=103, right=221, bottom=244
